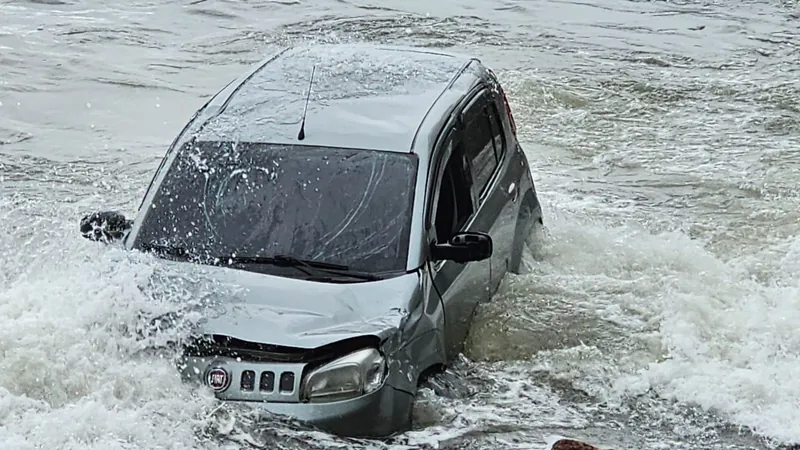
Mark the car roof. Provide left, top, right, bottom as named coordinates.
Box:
left=194, top=43, right=477, bottom=154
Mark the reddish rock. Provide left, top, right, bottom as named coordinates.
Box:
left=551, top=439, right=604, bottom=450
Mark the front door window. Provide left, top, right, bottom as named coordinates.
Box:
left=433, top=138, right=474, bottom=244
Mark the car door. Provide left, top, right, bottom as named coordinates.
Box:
left=486, top=89, right=529, bottom=287
left=459, top=88, right=515, bottom=294
left=427, top=126, right=490, bottom=361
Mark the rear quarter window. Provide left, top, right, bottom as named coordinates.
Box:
left=461, top=92, right=498, bottom=197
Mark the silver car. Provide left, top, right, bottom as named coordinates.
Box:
left=79, top=43, right=544, bottom=438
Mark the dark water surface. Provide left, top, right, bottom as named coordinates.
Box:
left=1, top=1, right=798, bottom=449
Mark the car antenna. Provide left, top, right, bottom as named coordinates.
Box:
left=297, top=64, right=316, bottom=141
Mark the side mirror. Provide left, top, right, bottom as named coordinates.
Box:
left=430, top=231, right=493, bottom=264
left=79, top=211, right=133, bottom=243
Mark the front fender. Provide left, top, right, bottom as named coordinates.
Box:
left=383, top=329, right=444, bottom=395
left=381, top=270, right=445, bottom=395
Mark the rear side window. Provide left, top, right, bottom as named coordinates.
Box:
left=487, top=101, right=505, bottom=161
left=461, top=92, right=497, bottom=196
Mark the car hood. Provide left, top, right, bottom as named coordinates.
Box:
left=153, top=260, right=420, bottom=349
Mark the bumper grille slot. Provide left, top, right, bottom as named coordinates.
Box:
left=241, top=370, right=255, bottom=391
left=259, top=371, right=275, bottom=392
left=279, top=371, right=295, bottom=393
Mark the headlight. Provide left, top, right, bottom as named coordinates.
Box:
left=300, top=348, right=386, bottom=403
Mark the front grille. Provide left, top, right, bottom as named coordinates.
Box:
left=179, top=356, right=306, bottom=402
left=178, top=334, right=382, bottom=403
left=241, top=369, right=294, bottom=393
left=235, top=369, right=294, bottom=393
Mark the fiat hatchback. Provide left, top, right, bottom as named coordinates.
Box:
left=79, top=43, right=544, bottom=438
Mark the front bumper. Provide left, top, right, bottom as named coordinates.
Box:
left=252, top=381, right=413, bottom=438
left=179, top=355, right=414, bottom=438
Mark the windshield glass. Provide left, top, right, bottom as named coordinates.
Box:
left=132, top=141, right=418, bottom=274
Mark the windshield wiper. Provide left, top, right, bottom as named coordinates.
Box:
left=137, top=244, right=383, bottom=281
left=139, top=242, right=196, bottom=258
left=220, top=254, right=383, bottom=281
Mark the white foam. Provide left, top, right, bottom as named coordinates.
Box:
left=490, top=193, right=800, bottom=444
left=618, top=233, right=800, bottom=443
left=0, top=200, right=226, bottom=449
